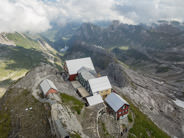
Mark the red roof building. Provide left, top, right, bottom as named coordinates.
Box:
left=64, top=57, right=95, bottom=81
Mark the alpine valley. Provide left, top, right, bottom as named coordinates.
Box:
left=0, top=20, right=184, bottom=138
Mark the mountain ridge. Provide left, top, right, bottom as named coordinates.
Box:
left=0, top=32, right=62, bottom=98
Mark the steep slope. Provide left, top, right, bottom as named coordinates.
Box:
left=115, top=63, right=184, bottom=138
left=0, top=62, right=170, bottom=138
left=0, top=32, right=62, bottom=98
left=68, top=21, right=146, bottom=48
left=0, top=88, right=52, bottom=138
left=0, top=65, right=64, bottom=138
left=0, top=64, right=103, bottom=138
left=0, top=33, right=15, bottom=46
left=40, top=22, right=81, bottom=51
left=68, top=21, right=184, bottom=49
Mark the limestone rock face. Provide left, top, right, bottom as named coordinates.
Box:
left=115, top=63, right=184, bottom=138
left=105, top=62, right=129, bottom=87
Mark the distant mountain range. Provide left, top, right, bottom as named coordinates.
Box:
left=1, top=20, right=184, bottom=138
left=59, top=20, right=184, bottom=96
left=1, top=20, right=184, bottom=97
left=67, top=20, right=184, bottom=49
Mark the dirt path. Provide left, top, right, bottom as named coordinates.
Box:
left=122, top=111, right=135, bottom=138
left=96, top=105, right=106, bottom=138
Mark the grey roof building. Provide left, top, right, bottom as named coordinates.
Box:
left=78, top=67, right=97, bottom=81
left=78, top=67, right=97, bottom=92
left=105, top=92, right=129, bottom=112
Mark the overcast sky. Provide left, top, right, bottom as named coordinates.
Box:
left=0, top=0, right=183, bottom=33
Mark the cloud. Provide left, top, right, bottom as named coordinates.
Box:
left=0, top=0, right=134, bottom=33
left=54, top=0, right=133, bottom=23
left=0, top=0, right=53, bottom=33
left=114, top=0, right=184, bottom=23
left=0, top=0, right=184, bottom=33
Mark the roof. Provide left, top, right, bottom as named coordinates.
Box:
left=77, top=87, right=90, bottom=98
left=78, top=67, right=96, bottom=81
left=105, top=92, right=129, bottom=112
left=88, top=76, right=112, bottom=94
left=65, top=57, right=95, bottom=75
left=86, top=94, right=103, bottom=106
left=40, top=79, right=57, bottom=95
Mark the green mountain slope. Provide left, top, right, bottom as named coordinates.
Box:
left=0, top=32, right=62, bottom=98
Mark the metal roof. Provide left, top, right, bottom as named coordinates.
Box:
left=65, top=57, right=95, bottom=75
left=105, top=92, right=129, bottom=112
left=86, top=94, right=103, bottom=106
left=88, top=76, right=112, bottom=94
left=78, top=67, right=96, bottom=81
left=40, top=79, right=57, bottom=95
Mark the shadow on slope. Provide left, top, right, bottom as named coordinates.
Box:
left=64, top=42, right=115, bottom=70
left=0, top=46, right=47, bottom=70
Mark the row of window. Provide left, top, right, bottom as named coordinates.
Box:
left=122, top=106, right=127, bottom=109
left=119, top=109, right=128, bottom=115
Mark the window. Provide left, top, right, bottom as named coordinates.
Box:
left=119, top=112, right=121, bottom=115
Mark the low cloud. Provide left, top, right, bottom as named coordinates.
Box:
left=114, top=0, right=184, bottom=23
left=0, top=0, right=184, bottom=33
left=0, top=0, right=53, bottom=33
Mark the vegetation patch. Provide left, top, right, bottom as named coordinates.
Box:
left=101, top=122, right=110, bottom=136
left=128, top=112, right=133, bottom=123
left=70, top=131, right=81, bottom=138
left=120, top=96, right=170, bottom=138
left=0, top=88, right=52, bottom=138
left=165, top=55, right=183, bottom=62
left=0, top=33, right=62, bottom=92
left=0, top=33, right=50, bottom=95
left=156, top=66, right=170, bottom=73
left=98, top=120, right=111, bottom=138
left=112, top=48, right=150, bottom=62
left=60, top=93, right=83, bottom=114
left=175, top=80, right=184, bottom=83
left=0, top=46, right=46, bottom=92
left=6, top=33, right=41, bottom=50
left=119, top=46, right=129, bottom=51
left=0, top=112, right=11, bottom=138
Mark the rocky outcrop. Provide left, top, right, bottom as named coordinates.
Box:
left=115, top=64, right=184, bottom=138
left=5, top=64, right=90, bottom=138
left=0, top=33, right=15, bottom=46
left=102, top=62, right=129, bottom=87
